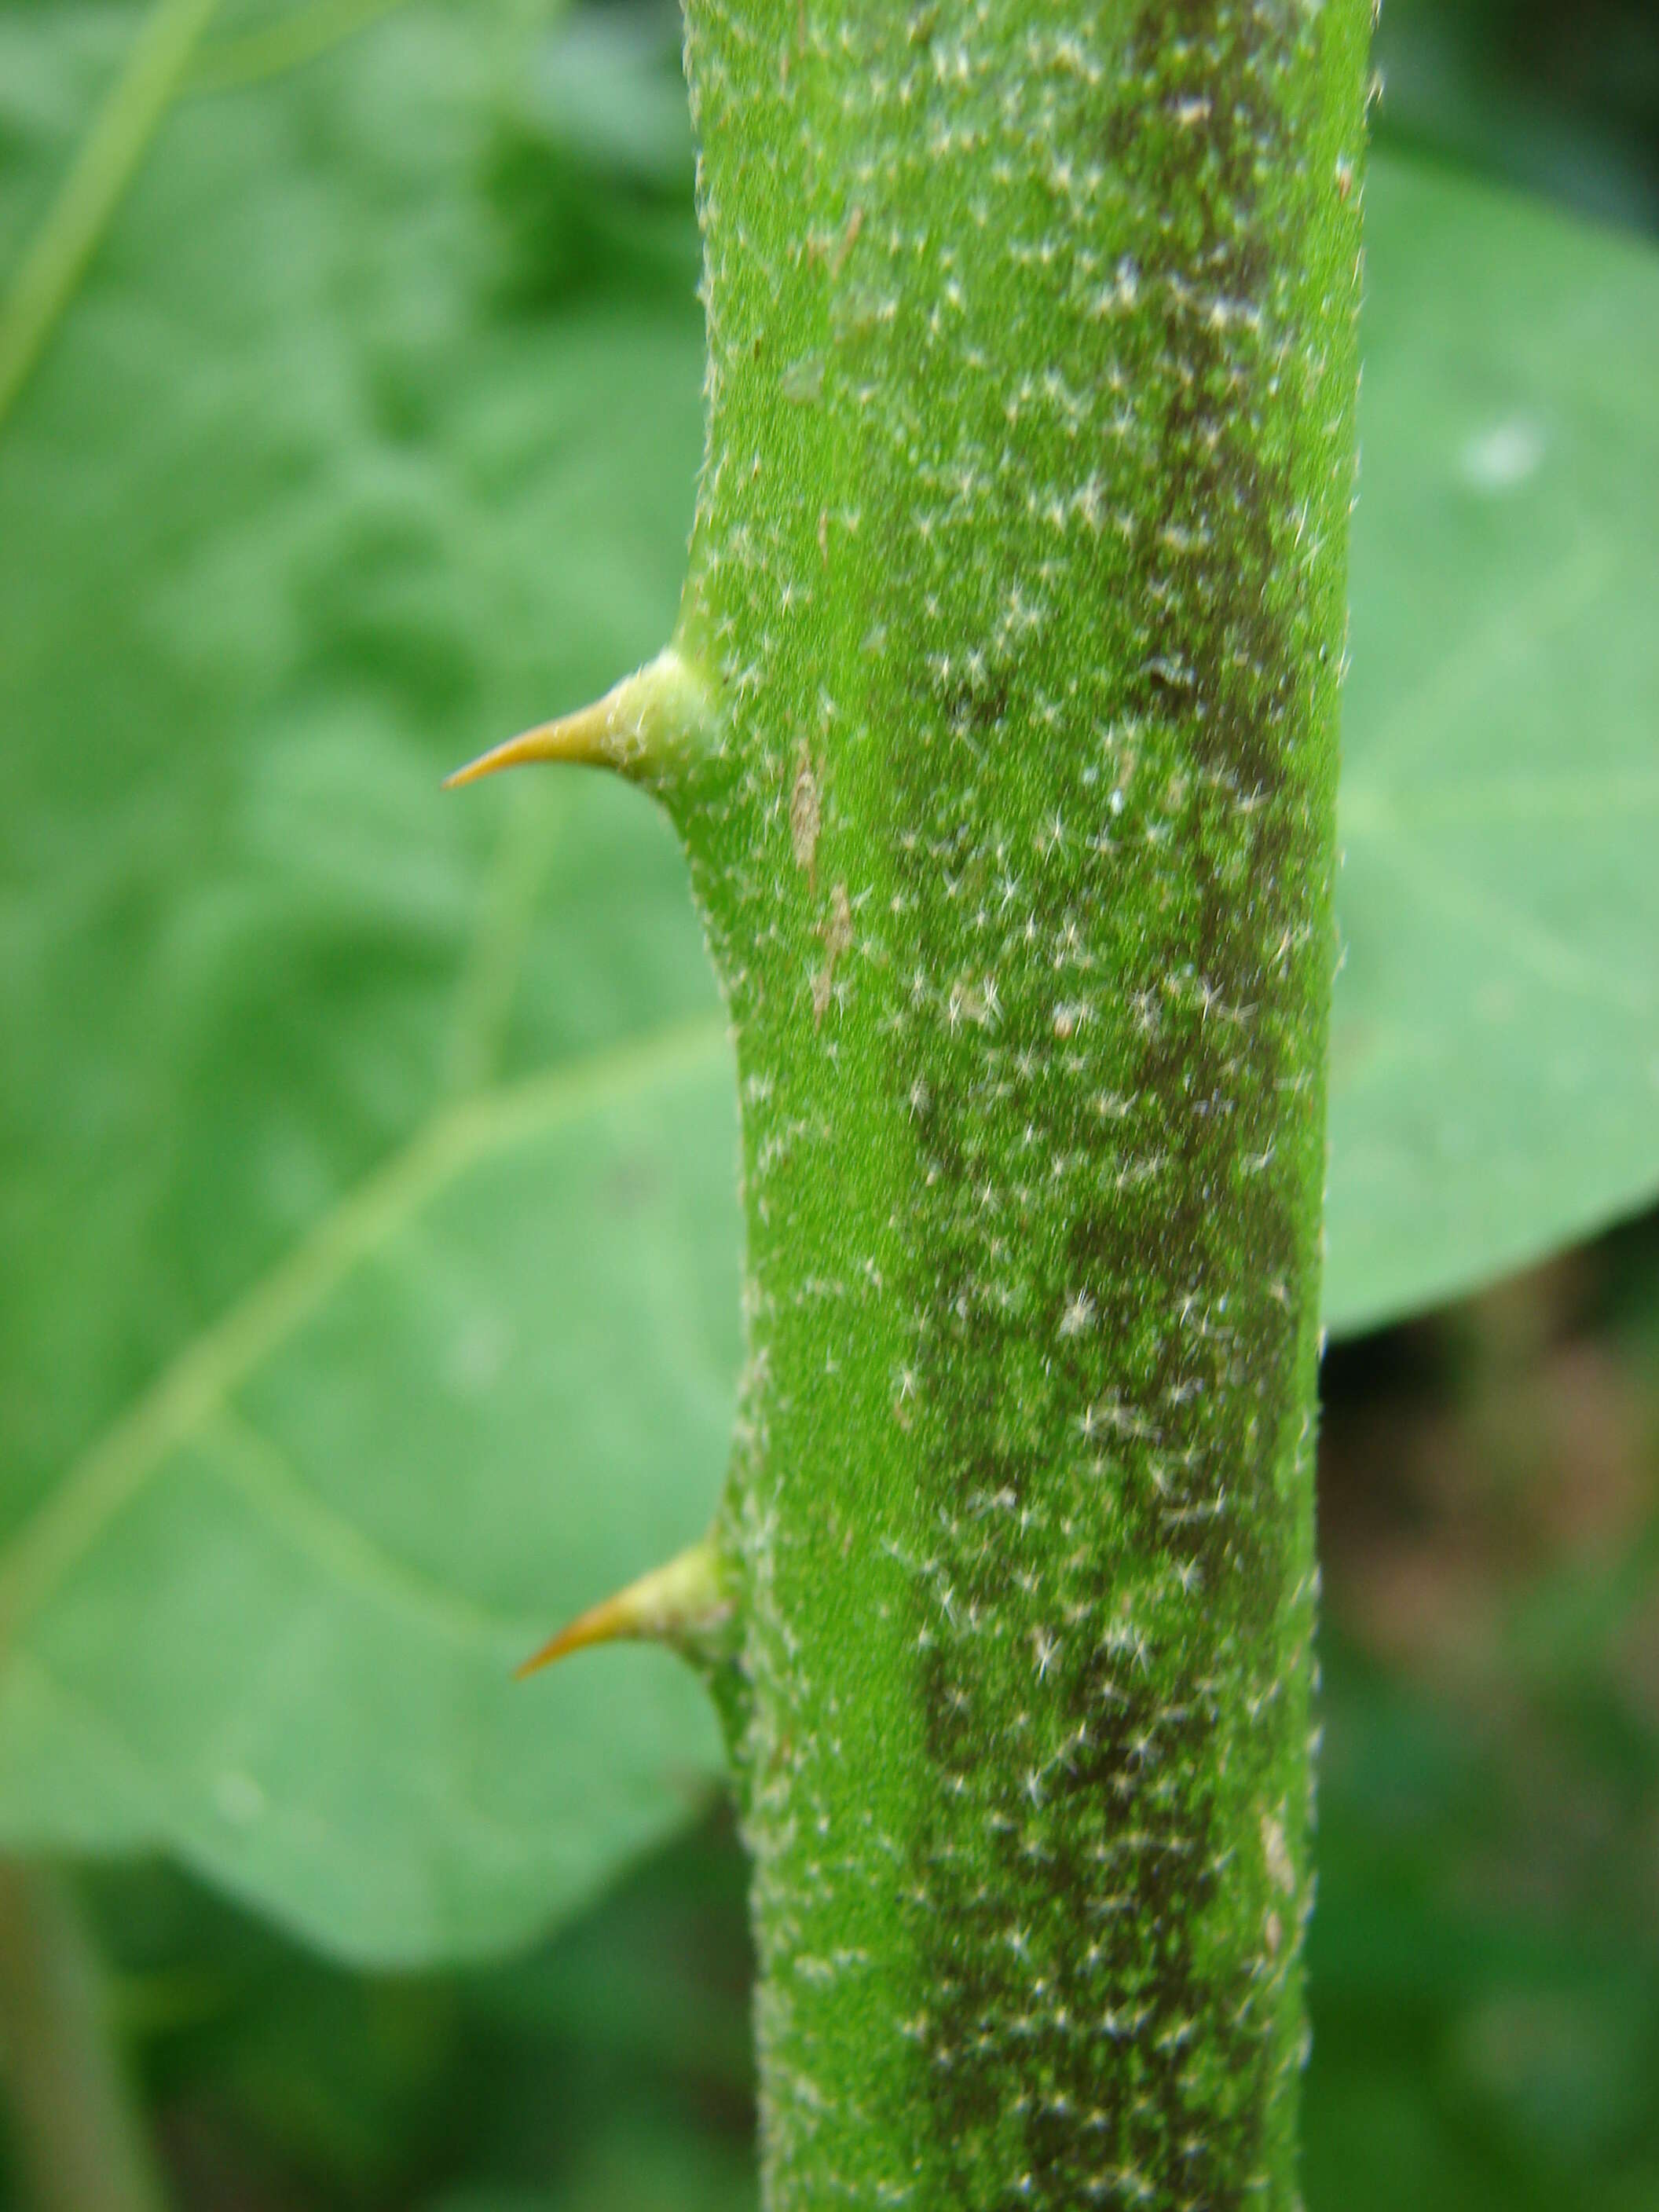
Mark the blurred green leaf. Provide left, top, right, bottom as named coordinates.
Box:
left=0, top=1, right=732, bottom=1963
left=1306, top=1639, right=1659, bottom=2212
left=1326, top=154, right=1659, bottom=1334
left=1371, top=0, right=1659, bottom=235
left=82, top=1825, right=755, bottom=2208
left=485, top=1, right=698, bottom=306
left=522, top=3, right=693, bottom=193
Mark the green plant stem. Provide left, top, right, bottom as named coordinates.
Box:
left=652, top=4, right=1369, bottom=2206
left=0, top=1859, right=169, bottom=2212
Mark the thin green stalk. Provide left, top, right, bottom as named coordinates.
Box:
left=0, top=1859, right=169, bottom=2212
left=0, top=0, right=222, bottom=433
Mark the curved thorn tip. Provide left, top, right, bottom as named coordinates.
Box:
left=443, top=722, right=588, bottom=790
left=445, top=646, right=712, bottom=793
left=515, top=1535, right=729, bottom=1683
left=515, top=1591, right=638, bottom=1679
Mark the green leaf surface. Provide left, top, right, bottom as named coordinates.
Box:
left=0, top=0, right=732, bottom=1962
left=2, top=0, right=1655, bottom=1965
left=1327, top=156, right=1659, bottom=1333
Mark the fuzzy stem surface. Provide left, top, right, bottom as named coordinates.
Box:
left=662, top=4, right=1367, bottom=2205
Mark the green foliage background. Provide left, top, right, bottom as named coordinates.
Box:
left=1, top=0, right=1656, bottom=2203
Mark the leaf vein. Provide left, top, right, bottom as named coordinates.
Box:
left=203, top=1407, right=534, bottom=1655
left=0, top=1014, right=727, bottom=1654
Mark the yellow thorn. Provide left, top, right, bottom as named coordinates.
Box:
left=515, top=1536, right=729, bottom=1681
left=445, top=646, right=711, bottom=792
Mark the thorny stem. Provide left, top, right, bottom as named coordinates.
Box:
left=468, top=2, right=1368, bottom=2205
